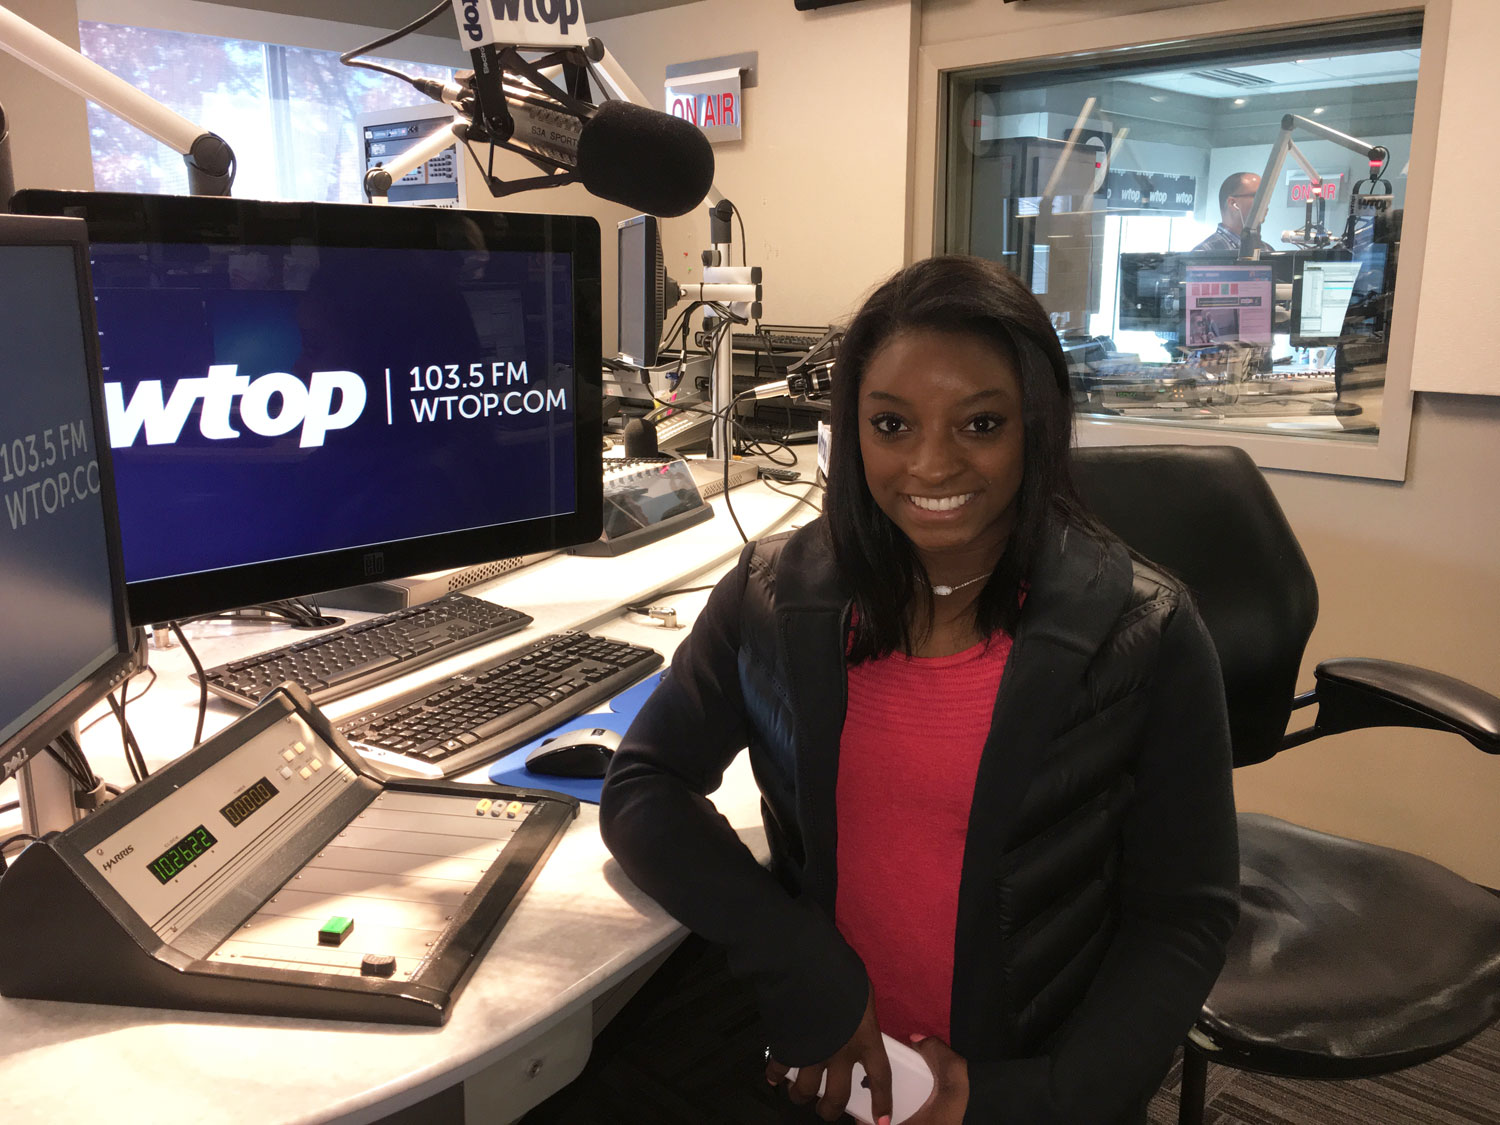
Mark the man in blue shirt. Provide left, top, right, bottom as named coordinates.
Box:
left=1194, top=172, right=1276, bottom=255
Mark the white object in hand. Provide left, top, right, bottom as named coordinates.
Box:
left=784, top=1032, right=935, bottom=1124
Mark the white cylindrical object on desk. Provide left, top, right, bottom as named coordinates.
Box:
left=679, top=282, right=760, bottom=303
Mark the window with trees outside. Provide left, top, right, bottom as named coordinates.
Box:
left=79, top=22, right=454, bottom=204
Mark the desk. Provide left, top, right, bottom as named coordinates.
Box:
left=0, top=457, right=820, bottom=1124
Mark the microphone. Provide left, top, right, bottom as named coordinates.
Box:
left=426, top=37, right=713, bottom=217
left=622, top=416, right=659, bottom=457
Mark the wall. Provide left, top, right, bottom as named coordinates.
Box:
left=0, top=0, right=93, bottom=194
left=591, top=0, right=918, bottom=332
left=921, top=0, right=1500, bottom=884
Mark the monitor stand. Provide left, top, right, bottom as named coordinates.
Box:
left=317, top=552, right=556, bottom=613
left=16, top=738, right=83, bottom=837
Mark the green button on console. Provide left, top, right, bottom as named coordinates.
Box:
left=318, top=916, right=354, bottom=946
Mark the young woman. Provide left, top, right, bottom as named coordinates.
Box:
left=599, top=256, right=1239, bottom=1124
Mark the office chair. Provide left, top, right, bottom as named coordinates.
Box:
left=1071, top=445, right=1500, bottom=1125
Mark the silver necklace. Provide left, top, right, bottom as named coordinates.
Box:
left=929, top=573, right=989, bottom=596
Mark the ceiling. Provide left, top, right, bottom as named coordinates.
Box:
left=1122, top=49, right=1421, bottom=99
left=194, top=0, right=698, bottom=32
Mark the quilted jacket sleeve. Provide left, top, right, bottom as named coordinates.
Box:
left=598, top=542, right=869, bottom=1066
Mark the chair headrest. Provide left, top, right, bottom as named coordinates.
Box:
left=1072, top=445, right=1318, bottom=767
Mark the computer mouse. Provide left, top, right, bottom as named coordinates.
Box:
left=525, top=726, right=622, bottom=779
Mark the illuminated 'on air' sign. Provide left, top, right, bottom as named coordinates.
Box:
left=1287, top=173, right=1344, bottom=205
left=665, top=67, right=743, bottom=143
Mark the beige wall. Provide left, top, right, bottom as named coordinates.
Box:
left=592, top=0, right=918, bottom=333
left=0, top=0, right=93, bottom=194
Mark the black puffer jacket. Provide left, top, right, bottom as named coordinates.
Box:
left=600, top=516, right=1238, bottom=1123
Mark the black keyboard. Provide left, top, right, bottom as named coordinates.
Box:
left=335, top=631, right=664, bottom=778
left=732, top=325, right=831, bottom=353
left=194, top=593, right=532, bottom=707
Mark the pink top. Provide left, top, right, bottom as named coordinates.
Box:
left=834, top=633, right=1013, bottom=1045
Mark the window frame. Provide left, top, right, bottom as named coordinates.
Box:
left=912, top=0, right=1449, bottom=482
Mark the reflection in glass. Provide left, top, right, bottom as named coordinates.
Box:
left=945, top=20, right=1421, bottom=442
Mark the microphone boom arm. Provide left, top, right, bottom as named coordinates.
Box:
left=1242, top=113, right=1388, bottom=255
left=0, top=3, right=235, bottom=196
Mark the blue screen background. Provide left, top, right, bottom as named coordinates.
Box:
left=0, top=245, right=119, bottom=745
left=88, top=242, right=577, bottom=583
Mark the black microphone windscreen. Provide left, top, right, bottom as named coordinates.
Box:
left=576, top=101, right=715, bottom=218
left=622, top=416, right=659, bottom=458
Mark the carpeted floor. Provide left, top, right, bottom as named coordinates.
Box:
left=517, top=937, right=1500, bottom=1125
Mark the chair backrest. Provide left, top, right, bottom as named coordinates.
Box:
left=1072, top=445, right=1319, bottom=767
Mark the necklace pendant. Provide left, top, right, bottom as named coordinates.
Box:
left=932, top=584, right=956, bottom=596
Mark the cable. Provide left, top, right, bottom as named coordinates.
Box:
left=80, top=667, right=156, bottom=735
left=195, top=600, right=343, bottom=630
left=339, top=2, right=451, bottom=86
left=106, top=691, right=150, bottom=782
left=1, top=833, right=41, bottom=875
left=759, top=476, right=823, bottom=513
left=729, top=201, right=748, bottom=267
left=622, top=583, right=719, bottom=617
left=43, top=744, right=92, bottom=790
left=168, top=622, right=210, bottom=749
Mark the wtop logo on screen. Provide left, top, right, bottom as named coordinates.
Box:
left=104, top=365, right=366, bottom=449
left=460, top=0, right=581, bottom=41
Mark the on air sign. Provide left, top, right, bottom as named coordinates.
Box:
left=665, top=67, right=743, bottom=143
left=1287, top=173, right=1343, bottom=205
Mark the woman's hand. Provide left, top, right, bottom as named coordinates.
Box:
left=902, top=1034, right=968, bottom=1125
left=765, top=990, right=894, bottom=1123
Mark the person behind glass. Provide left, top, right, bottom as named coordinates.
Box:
left=599, top=255, right=1239, bottom=1124
left=1194, top=172, right=1276, bottom=254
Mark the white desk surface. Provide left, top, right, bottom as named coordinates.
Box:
left=0, top=456, right=821, bottom=1125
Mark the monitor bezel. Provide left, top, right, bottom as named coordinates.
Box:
left=0, top=213, right=137, bottom=782
left=9, top=190, right=604, bottom=626
left=616, top=213, right=661, bottom=368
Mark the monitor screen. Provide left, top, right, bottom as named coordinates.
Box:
left=11, top=191, right=602, bottom=625
left=0, top=214, right=134, bottom=781
left=1117, top=251, right=1242, bottom=337
left=617, top=214, right=661, bottom=367
left=1295, top=259, right=1364, bottom=341
left=359, top=104, right=467, bottom=208
left=1182, top=263, right=1275, bottom=348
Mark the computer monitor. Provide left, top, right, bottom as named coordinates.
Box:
left=1117, top=251, right=1242, bottom=339
left=0, top=214, right=135, bottom=788
left=1182, top=262, right=1275, bottom=348
left=1291, top=255, right=1364, bottom=346
left=358, top=104, right=468, bottom=208
left=617, top=214, right=664, bottom=368
left=10, top=190, right=603, bottom=626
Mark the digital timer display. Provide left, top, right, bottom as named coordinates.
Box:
left=145, top=825, right=218, bottom=885
left=220, top=776, right=279, bottom=828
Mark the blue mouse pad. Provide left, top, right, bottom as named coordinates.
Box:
left=486, top=671, right=664, bottom=803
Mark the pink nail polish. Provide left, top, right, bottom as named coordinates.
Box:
left=878, top=1117, right=891, bottom=1125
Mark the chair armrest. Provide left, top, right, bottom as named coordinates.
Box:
left=1308, top=658, right=1500, bottom=753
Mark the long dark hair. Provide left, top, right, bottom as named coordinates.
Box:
left=825, top=255, right=1099, bottom=661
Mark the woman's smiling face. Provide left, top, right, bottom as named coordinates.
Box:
left=857, top=327, right=1026, bottom=581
